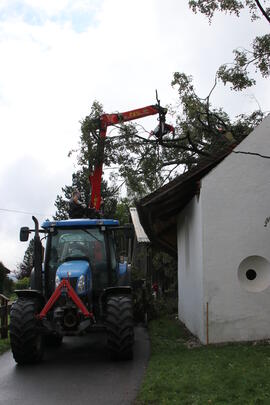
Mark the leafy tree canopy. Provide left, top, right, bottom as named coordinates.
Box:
left=96, top=73, right=263, bottom=196
left=189, top=0, right=270, bottom=90
left=54, top=72, right=265, bottom=221
left=54, top=101, right=121, bottom=220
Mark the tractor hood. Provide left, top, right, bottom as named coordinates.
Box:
left=56, top=260, right=90, bottom=279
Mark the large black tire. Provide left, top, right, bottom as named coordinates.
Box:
left=106, top=295, right=134, bottom=360
left=44, top=334, right=63, bottom=347
left=10, top=298, right=44, bottom=364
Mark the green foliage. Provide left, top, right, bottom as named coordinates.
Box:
left=72, top=77, right=263, bottom=207
left=131, top=264, right=148, bottom=322
left=152, top=251, right=177, bottom=294
left=189, top=1, right=270, bottom=90
left=114, top=198, right=130, bottom=225
left=131, top=248, right=178, bottom=322
left=148, top=296, right=178, bottom=320
left=171, top=72, right=263, bottom=161
left=113, top=72, right=264, bottom=191
left=54, top=72, right=265, bottom=220
left=189, top=0, right=268, bottom=21
left=218, top=34, right=270, bottom=91
left=111, top=123, right=165, bottom=197
left=14, top=277, right=30, bottom=290
left=54, top=101, right=118, bottom=219
left=15, top=239, right=34, bottom=280
left=137, top=317, right=270, bottom=404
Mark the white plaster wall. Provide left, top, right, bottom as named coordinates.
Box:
left=177, top=195, right=205, bottom=342
left=201, top=115, right=270, bottom=343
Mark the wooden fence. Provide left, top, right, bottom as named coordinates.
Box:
left=0, top=294, right=11, bottom=339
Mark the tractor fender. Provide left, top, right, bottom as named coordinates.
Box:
left=102, top=286, right=132, bottom=299
left=99, top=287, right=132, bottom=319
left=14, top=289, right=45, bottom=307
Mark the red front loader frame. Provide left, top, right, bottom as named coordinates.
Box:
left=38, top=279, right=94, bottom=320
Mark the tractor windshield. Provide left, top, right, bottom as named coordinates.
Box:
left=47, top=227, right=114, bottom=291
left=50, top=228, right=106, bottom=263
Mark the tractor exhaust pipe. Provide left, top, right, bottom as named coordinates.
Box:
left=32, top=216, right=43, bottom=292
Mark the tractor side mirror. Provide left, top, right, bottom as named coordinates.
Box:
left=20, top=227, right=30, bottom=242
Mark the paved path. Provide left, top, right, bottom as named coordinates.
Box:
left=0, top=326, right=149, bottom=405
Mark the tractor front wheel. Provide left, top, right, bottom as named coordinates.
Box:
left=10, top=298, right=44, bottom=364
left=106, top=295, right=134, bottom=360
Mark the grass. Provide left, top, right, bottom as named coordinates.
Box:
left=136, top=317, right=270, bottom=405
left=0, top=313, right=10, bottom=355
left=0, top=335, right=10, bottom=355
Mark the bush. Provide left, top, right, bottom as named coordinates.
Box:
left=132, top=263, right=178, bottom=322
left=14, top=277, right=30, bottom=290
left=148, top=296, right=178, bottom=320
left=132, top=283, right=178, bottom=323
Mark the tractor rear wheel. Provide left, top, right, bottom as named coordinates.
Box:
left=10, top=298, right=44, bottom=364
left=106, top=295, right=134, bottom=360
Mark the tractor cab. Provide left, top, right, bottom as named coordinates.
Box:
left=42, top=218, right=123, bottom=298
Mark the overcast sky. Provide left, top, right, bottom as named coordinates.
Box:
left=0, top=0, right=269, bottom=272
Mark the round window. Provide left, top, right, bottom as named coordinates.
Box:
left=238, top=256, right=270, bottom=292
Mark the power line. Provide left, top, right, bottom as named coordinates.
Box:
left=0, top=208, right=51, bottom=217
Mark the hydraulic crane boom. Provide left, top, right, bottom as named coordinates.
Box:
left=89, top=99, right=174, bottom=210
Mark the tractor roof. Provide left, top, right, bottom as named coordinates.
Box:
left=42, top=218, right=119, bottom=229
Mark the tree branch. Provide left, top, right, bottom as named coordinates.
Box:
left=202, top=75, right=217, bottom=104
left=159, top=164, right=179, bottom=186
left=254, top=0, right=270, bottom=24
left=186, top=130, right=212, bottom=157
left=128, top=132, right=210, bottom=156
left=160, top=159, right=198, bottom=167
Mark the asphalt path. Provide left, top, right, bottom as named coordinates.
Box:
left=0, top=326, right=150, bottom=405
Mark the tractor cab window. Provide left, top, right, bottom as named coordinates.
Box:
left=50, top=228, right=105, bottom=263
left=48, top=227, right=108, bottom=290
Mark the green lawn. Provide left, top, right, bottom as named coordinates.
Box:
left=136, top=317, right=270, bottom=405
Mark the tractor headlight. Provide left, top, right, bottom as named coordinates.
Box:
left=55, top=275, right=61, bottom=288
left=77, top=275, right=86, bottom=293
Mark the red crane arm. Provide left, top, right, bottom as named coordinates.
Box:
left=100, top=105, right=164, bottom=126
left=89, top=104, right=173, bottom=211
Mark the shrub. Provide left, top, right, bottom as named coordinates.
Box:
left=14, top=277, right=30, bottom=290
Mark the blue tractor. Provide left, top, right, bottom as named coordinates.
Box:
left=9, top=98, right=173, bottom=364
left=10, top=216, right=134, bottom=364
